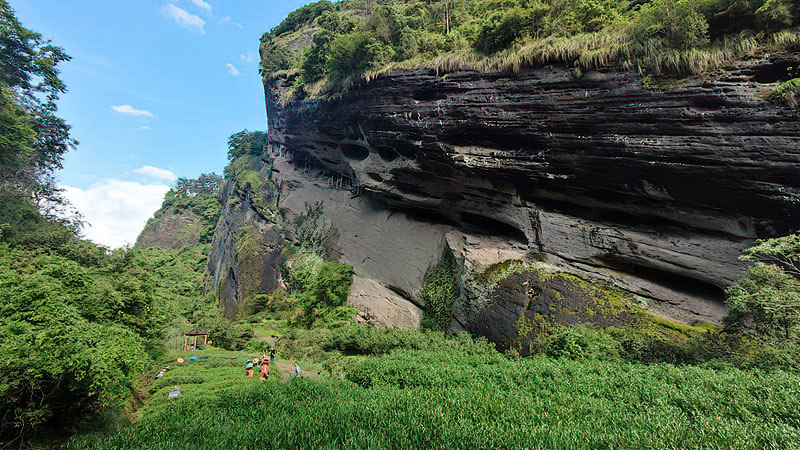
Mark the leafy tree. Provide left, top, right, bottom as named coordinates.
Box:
left=173, top=173, right=223, bottom=197
left=740, top=231, right=800, bottom=278
left=0, top=86, right=35, bottom=169
left=725, top=232, right=800, bottom=344
left=0, top=0, right=75, bottom=201
left=302, top=30, right=338, bottom=83
left=287, top=252, right=355, bottom=328
left=475, top=6, right=548, bottom=54
left=695, top=0, right=798, bottom=37
left=0, top=245, right=155, bottom=443
left=545, top=0, right=628, bottom=35
left=227, top=130, right=267, bottom=161
left=271, top=0, right=334, bottom=36
left=726, top=263, right=800, bottom=342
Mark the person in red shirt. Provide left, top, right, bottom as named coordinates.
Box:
left=259, top=358, right=270, bottom=381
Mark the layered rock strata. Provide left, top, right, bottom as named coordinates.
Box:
left=260, top=54, right=800, bottom=327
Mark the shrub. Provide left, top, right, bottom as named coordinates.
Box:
left=327, top=32, right=395, bottom=85
left=725, top=231, right=800, bottom=346
left=302, top=30, right=336, bottom=83
left=769, top=77, right=800, bottom=108
left=421, top=246, right=459, bottom=331
left=0, top=245, right=156, bottom=442
left=199, top=316, right=254, bottom=350
left=545, top=325, right=621, bottom=360
left=755, top=0, right=798, bottom=30
left=629, top=0, right=709, bottom=49
left=284, top=248, right=355, bottom=328
left=726, top=262, right=800, bottom=343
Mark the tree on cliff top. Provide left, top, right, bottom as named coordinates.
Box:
left=227, top=130, right=267, bottom=161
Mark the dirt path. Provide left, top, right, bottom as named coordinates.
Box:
left=274, top=360, right=319, bottom=380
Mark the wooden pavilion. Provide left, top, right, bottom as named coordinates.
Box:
left=183, top=327, right=209, bottom=351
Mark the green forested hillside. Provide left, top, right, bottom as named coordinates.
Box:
left=0, top=2, right=223, bottom=444
left=0, top=182, right=223, bottom=445
left=260, top=0, right=800, bottom=96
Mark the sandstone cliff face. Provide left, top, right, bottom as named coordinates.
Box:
left=262, top=54, right=800, bottom=328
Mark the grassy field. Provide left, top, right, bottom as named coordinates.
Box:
left=66, top=337, right=800, bottom=450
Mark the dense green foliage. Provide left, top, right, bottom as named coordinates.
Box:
left=226, top=130, right=267, bottom=161
left=0, top=245, right=153, bottom=440
left=127, top=246, right=220, bottom=342
left=261, top=0, right=800, bottom=96
left=726, top=231, right=800, bottom=346
left=271, top=0, right=334, bottom=37
left=154, top=177, right=223, bottom=243
left=420, top=245, right=459, bottom=330
left=282, top=246, right=355, bottom=328
left=68, top=342, right=800, bottom=450
left=0, top=0, right=74, bottom=201
left=0, top=4, right=227, bottom=437
left=0, top=197, right=221, bottom=444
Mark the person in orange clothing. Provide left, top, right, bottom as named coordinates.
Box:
left=245, top=360, right=254, bottom=377
left=259, top=358, right=270, bottom=381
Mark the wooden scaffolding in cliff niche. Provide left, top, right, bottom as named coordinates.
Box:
left=183, top=328, right=209, bottom=351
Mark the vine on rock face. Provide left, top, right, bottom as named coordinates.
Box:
left=421, top=245, right=460, bottom=331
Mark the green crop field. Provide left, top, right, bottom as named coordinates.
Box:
left=67, top=342, right=800, bottom=450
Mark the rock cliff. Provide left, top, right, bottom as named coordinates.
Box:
left=255, top=54, right=800, bottom=330
left=136, top=208, right=206, bottom=250
left=206, top=157, right=283, bottom=317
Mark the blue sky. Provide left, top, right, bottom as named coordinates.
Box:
left=10, top=0, right=312, bottom=247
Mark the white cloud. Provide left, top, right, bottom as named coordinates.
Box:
left=240, top=51, right=256, bottom=63
left=161, top=4, right=206, bottom=34
left=192, top=0, right=212, bottom=14
left=61, top=179, right=172, bottom=248
left=220, top=15, right=243, bottom=29
left=226, top=63, right=240, bottom=76
left=133, top=165, right=177, bottom=181
left=112, top=104, right=154, bottom=118
left=139, top=126, right=151, bottom=131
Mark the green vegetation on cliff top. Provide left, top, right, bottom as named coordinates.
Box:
left=261, top=0, right=800, bottom=97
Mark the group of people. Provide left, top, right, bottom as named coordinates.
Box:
left=246, top=348, right=276, bottom=381
left=245, top=348, right=303, bottom=381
